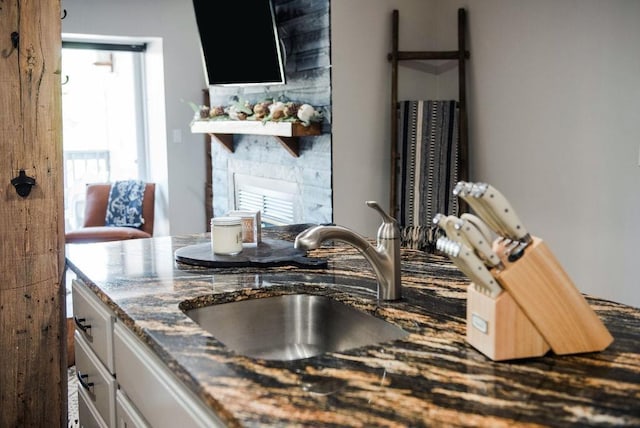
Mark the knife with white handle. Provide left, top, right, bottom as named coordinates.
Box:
left=434, top=212, right=501, bottom=269
left=453, top=181, right=506, bottom=235
left=469, top=182, right=532, bottom=244
left=436, top=237, right=502, bottom=298
left=453, top=217, right=503, bottom=269
left=432, top=213, right=459, bottom=239
left=434, top=213, right=481, bottom=259
left=452, top=181, right=472, bottom=197
left=460, top=213, right=494, bottom=244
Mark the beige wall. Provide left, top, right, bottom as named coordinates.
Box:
left=331, top=0, right=438, bottom=233
left=332, top=0, right=640, bottom=307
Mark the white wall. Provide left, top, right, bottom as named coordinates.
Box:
left=331, top=0, right=438, bottom=237
left=332, top=0, right=640, bottom=307
left=62, top=0, right=207, bottom=236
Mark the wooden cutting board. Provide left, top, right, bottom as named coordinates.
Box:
left=175, top=238, right=327, bottom=269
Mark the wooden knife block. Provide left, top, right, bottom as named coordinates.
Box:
left=466, top=236, right=613, bottom=361
left=466, top=284, right=550, bottom=361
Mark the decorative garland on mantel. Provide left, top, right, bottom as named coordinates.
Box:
left=190, top=97, right=323, bottom=127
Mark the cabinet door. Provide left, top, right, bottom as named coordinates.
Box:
left=113, top=323, right=225, bottom=428
left=116, top=390, right=149, bottom=428
left=75, top=332, right=116, bottom=427
left=72, top=279, right=116, bottom=374
left=78, top=386, right=109, bottom=428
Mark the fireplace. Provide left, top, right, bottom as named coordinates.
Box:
left=205, top=0, right=332, bottom=227
left=211, top=133, right=332, bottom=226
left=233, top=174, right=297, bottom=225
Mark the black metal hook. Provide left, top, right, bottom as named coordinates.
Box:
left=62, top=75, right=69, bottom=85
left=61, top=9, right=67, bottom=20
left=11, top=170, right=36, bottom=198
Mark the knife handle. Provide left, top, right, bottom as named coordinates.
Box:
left=460, top=213, right=494, bottom=244
left=454, top=217, right=503, bottom=269
left=436, top=237, right=502, bottom=298
left=436, top=212, right=499, bottom=267
left=453, top=181, right=507, bottom=236
left=454, top=241, right=503, bottom=298
left=432, top=213, right=459, bottom=239
left=470, top=183, right=531, bottom=243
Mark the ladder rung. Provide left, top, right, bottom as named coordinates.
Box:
left=392, top=50, right=470, bottom=61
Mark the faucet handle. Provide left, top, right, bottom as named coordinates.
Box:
left=366, top=201, right=399, bottom=240
left=366, top=201, right=394, bottom=222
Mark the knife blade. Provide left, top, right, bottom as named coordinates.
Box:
left=469, top=182, right=532, bottom=245
left=436, top=236, right=503, bottom=298
left=453, top=217, right=503, bottom=269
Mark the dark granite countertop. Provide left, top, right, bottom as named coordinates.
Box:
left=65, top=225, right=640, bottom=427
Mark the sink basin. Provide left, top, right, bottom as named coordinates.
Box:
left=183, top=294, right=408, bottom=361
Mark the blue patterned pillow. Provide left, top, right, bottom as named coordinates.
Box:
left=105, top=180, right=146, bottom=228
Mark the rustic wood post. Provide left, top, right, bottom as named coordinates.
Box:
left=0, top=0, right=66, bottom=426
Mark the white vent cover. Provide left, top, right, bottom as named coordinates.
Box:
left=233, top=174, right=297, bottom=225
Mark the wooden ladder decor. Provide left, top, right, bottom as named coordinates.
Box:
left=388, top=8, right=470, bottom=216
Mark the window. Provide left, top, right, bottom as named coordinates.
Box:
left=62, top=41, right=148, bottom=230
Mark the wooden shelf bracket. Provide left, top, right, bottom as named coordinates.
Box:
left=210, top=134, right=234, bottom=153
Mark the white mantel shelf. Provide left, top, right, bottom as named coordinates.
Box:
left=190, top=119, right=321, bottom=157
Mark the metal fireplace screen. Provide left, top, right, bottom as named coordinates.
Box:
left=233, top=174, right=297, bottom=225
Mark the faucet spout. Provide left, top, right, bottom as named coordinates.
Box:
left=294, top=204, right=402, bottom=301
left=294, top=225, right=371, bottom=253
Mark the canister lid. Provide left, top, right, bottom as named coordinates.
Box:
left=211, top=216, right=242, bottom=226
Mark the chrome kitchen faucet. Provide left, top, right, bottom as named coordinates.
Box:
left=294, top=201, right=402, bottom=301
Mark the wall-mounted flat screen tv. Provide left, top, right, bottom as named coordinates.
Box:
left=192, top=0, right=286, bottom=86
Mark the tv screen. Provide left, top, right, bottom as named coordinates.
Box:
left=192, top=0, right=286, bottom=86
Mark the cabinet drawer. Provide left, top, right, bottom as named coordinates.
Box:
left=78, top=386, right=109, bottom=428
left=116, top=390, right=149, bottom=428
left=72, top=279, right=115, bottom=374
left=113, top=323, right=224, bottom=428
left=76, top=332, right=116, bottom=428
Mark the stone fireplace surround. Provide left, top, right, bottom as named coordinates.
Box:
left=211, top=133, right=332, bottom=225
left=207, top=0, right=332, bottom=226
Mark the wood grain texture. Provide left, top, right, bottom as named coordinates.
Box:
left=494, top=237, right=614, bottom=355
left=466, top=284, right=550, bottom=361
left=0, top=0, right=66, bottom=426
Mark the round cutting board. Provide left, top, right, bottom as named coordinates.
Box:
left=175, top=238, right=327, bottom=269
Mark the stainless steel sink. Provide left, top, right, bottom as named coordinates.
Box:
left=183, top=294, right=408, bottom=361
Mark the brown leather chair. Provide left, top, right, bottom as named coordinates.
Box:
left=65, top=182, right=155, bottom=243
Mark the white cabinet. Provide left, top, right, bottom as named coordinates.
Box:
left=72, top=279, right=116, bottom=427
left=78, top=385, right=109, bottom=428
left=75, top=332, right=117, bottom=427
left=72, top=279, right=224, bottom=428
left=113, top=323, right=224, bottom=427
left=72, top=279, right=115, bottom=373
left=115, top=390, right=149, bottom=428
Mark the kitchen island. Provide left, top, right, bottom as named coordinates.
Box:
left=66, top=225, right=640, bottom=427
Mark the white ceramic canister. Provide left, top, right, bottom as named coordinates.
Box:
left=210, top=216, right=243, bottom=255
